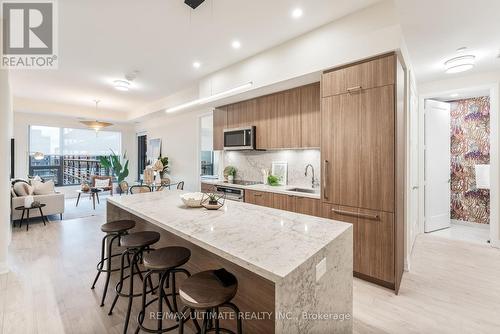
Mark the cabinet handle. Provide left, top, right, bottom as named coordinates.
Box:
left=347, top=85, right=362, bottom=93
left=331, top=209, right=380, bottom=221
left=254, top=193, right=262, bottom=197
left=323, top=160, right=329, bottom=200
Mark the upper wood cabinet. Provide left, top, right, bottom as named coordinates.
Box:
left=226, top=99, right=257, bottom=129
left=322, top=55, right=395, bottom=97
left=300, top=83, right=321, bottom=148
left=215, top=83, right=321, bottom=150
left=213, top=107, right=227, bottom=151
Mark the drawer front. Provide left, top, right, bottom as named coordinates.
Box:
left=322, top=204, right=394, bottom=284
left=245, top=190, right=272, bottom=207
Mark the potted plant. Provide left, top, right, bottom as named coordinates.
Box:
left=208, top=193, right=219, bottom=206
left=158, top=156, right=169, bottom=178
left=99, top=150, right=129, bottom=194
left=224, top=166, right=236, bottom=183
left=267, top=174, right=279, bottom=186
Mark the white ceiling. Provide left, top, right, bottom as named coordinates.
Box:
left=10, top=0, right=380, bottom=114
left=396, top=0, right=500, bottom=83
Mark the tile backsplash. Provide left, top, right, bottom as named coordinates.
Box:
left=223, top=149, right=320, bottom=188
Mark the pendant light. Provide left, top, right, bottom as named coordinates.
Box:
left=80, top=100, right=113, bottom=133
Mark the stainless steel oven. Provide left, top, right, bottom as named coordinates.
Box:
left=223, top=126, right=255, bottom=150
left=215, top=185, right=245, bottom=202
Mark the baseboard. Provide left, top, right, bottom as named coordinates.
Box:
left=451, top=219, right=490, bottom=229
left=490, top=239, right=500, bottom=248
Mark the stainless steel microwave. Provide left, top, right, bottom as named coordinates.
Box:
left=223, top=126, right=256, bottom=150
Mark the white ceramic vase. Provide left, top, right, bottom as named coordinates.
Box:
left=227, top=175, right=234, bottom=183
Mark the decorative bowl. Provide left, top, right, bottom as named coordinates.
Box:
left=180, top=192, right=204, bottom=208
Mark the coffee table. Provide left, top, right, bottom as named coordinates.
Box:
left=15, top=203, right=47, bottom=231
left=76, top=188, right=103, bottom=210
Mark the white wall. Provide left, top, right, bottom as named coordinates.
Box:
left=135, top=108, right=211, bottom=192
left=418, top=70, right=500, bottom=247
left=198, top=0, right=402, bottom=98
left=13, top=112, right=137, bottom=185
left=0, top=69, right=13, bottom=274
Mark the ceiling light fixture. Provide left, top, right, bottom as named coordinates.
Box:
left=444, top=55, right=475, bottom=74
left=292, top=8, right=303, bottom=18
left=114, top=79, right=131, bottom=91
left=80, top=100, right=113, bottom=133
left=166, top=82, right=253, bottom=113
left=193, top=61, right=201, bottom=69
left=231, top=40, right=241, bottom=49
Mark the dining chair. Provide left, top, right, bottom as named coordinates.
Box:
left=129, top=185, right=152, bottom=194
left=119, top=180, right=129, bottom=195
left=177, top=181, right=184, bottom=190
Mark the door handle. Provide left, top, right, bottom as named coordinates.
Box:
left=323, top=160, right=329, bottom=200
left=412, top=186, right=419, bottom=190
left=347, top=86, right=362, bottom=93
left=332, top=209, right=380, bottom=221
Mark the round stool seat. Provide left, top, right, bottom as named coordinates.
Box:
left=143, top=246, right=191, bottom=270
left=100, top=220, right=135, bottom=233
left=179, top=270, right=237, bottom=309
left=120, top=231, right=160, bottom=248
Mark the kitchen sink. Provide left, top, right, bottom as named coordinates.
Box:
left=286, top=187, right=319, bottom=194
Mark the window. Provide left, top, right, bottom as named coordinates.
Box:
left=28, top=125, right=122, bottom=186
left=200, top=114, right=219, bottom=177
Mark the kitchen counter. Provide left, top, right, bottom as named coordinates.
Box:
left=107, top=190, right=352, bottom=333
left=201, top=179, right=321, bottom=199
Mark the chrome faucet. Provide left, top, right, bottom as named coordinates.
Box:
left=305, top=164, right=319, bottom=188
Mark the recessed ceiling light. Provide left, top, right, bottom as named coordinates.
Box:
left=450, top=93, right=459, bottom=98
left=113, top=79, right=130, bottom=91
left=292, top=8, right=303, bottom=18
left=231, top=40, right=241, bottom=49
left=444, top=55, right=475, bottom=74
left=193, top=61, right=201, bottom=69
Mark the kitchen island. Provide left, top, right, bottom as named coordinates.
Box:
left=107, top=190, right=353, bottom=333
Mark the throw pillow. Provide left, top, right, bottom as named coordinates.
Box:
left=33, top=180, right=55, bottom=195
left=95, top=178, right=110, bottom=188
left=13, top=182, right=34, bottom=197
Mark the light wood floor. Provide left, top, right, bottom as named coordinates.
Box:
left=1, top=205, right=500, bottom=334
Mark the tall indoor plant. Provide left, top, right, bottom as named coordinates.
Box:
left=99, top=150, right=129, bottom=184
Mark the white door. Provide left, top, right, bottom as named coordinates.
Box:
left=425, top=99, right=451, bottom=232
left=408, top=86, right=419, bottom=250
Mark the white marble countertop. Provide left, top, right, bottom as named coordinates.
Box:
left=201, top=179, right=321, bottom=199
left=108, top=190, right=351, bottom=282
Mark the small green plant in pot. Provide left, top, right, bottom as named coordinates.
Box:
left=208, top=193, right=219, bottom=205
left=267, top=174, right=280, bottom=186
left=158, top=156, right=169, bottom=178
left=224, top=166, right=237, bottom=183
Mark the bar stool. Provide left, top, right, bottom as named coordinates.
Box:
left=108, top=231, right=161, bottom=334
left=178, top=270, right=242, bottom=334
left=135, top=246, right=200, bottom=334
left=91, top=219, right=136, bottom=306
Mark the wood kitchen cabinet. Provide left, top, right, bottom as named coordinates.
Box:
left=201, top=182, right=216, bottom=193
left=322, top=54, right=395, bottom=97
left=323, top=204, right=395, bottom=286
left=226, top=99, right=257, bottom=129
left=295, top=196, right=321, bottom=216
left=213, top=107, right=227, bottom=151
left=300, top=83, right=321, bottom=148
left=245, top=190, right=273, bottom=207
left=272, top=193, right=296, bottom=212
left=321, top=52, right=405, bottom=292
left=216, top=83, right=320, bottom=150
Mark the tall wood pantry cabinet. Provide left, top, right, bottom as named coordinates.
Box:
left=321, top=53, right=406, bottom=293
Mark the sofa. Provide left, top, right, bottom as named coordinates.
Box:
left=11, top=179, right=65, bottom=221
